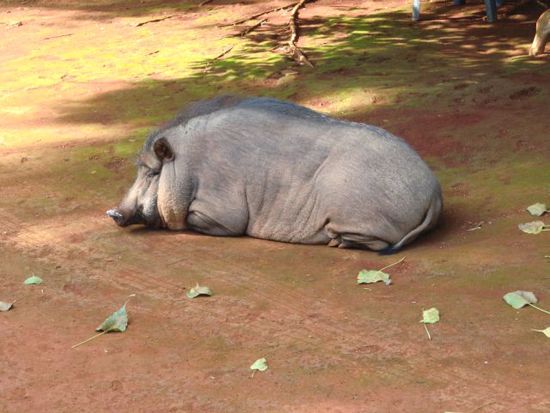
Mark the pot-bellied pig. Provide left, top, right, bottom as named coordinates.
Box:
left=107, top=96, right=442, bottom=252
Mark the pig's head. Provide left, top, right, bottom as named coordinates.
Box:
left=107, top=136, right=182, bottom=230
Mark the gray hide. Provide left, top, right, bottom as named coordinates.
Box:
left=108, top=96, right=443, bottom=252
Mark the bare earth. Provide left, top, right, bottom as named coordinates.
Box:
left=0, top=1, right=549, bottom=412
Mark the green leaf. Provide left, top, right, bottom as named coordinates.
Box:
left=503, top=290, right=538, bottom=309
left=357, top=269, right=392, bottom=285
left=96, top=304, right=128, bottom=332
left=518, top=221, right=547, bottom=234
left=0, top=301, right=13, bottom=312
left=420, top=307, right=440, bottom=324
left=73, top=297, right=134, bottom=348
left=527, top=203, right=548, bottom=217
left=23, top=275, right=43, bottom=285
left=356, top=257, right=405, bottom=286
left=250, top=357, right=268, bottom=372
left=532, top=327, right=550, bottom=338
left=186, top=284, right=213, bottom=299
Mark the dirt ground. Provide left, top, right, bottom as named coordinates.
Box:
left=1, top=0, right=549, bottom=412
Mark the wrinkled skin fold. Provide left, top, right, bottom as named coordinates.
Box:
left=108, top=96, right=443, bottom=252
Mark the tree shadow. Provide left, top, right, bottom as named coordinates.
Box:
left=53, top=5, right=546, bottom=130
left=0, top=0, right=292, bottom=20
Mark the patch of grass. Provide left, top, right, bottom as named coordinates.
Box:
left=113, top=139, right=144, bottom=157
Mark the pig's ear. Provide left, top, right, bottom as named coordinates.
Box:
left=153, top=137, right=175, bottom=162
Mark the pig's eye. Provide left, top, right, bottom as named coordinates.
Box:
left=147, top=170, right=160, bottom=178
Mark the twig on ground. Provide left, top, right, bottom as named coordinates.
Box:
left=466, top=221, right=484, bottom=231
left=135, top=15, right=176, bottom=27
left=228, top=0, right=316, bottom=66
left=43, top=33, right=73, bottom=40
left=470, top=401, right=496, bottom=412
left=202, top=45, right=235, bottom=72
left=287, top=0, right=315, bottom=67
left=167, top=257, right=186, bottom=266
left=212, top=45, right=234, bottom=60
left=238, top=18, right=267, bottom=36
left=232, top=3, right=296, bottom=25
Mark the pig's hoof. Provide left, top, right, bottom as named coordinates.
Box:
left=327, top=238, right=341, bottom=247
left=338, top=241, right=353, bottom=249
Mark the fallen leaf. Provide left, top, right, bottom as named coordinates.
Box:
left=72, top=296, right=135, bottom=349
left=96, top=303, right=129, bottom=332
left=250, top=357, right=268, bottom=372
left=186, top=283, right=212, bottom=299
left=532, top=327, right=550, bottom=338
left=503, top=290, right=538, bottom=309
left=23, top=275, right=43, bottom=285
left=527, top=203, right=548, bottom=217
left=0, top=301, right=13, bottom=312
left=420, top=307, right=440, bottom=324
left=518, top=221, right=547, bottom=234
left=503, top=291, right=550, bottom=315
left=356, top=256, right=405, bottom=286
left=357, top=270, right=391, bottom=285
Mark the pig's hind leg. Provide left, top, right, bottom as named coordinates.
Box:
left=187, top=210, right=243, bottom=237
left=325, top=227, right=390, bottom=251
left=340, top=233, right=390, bottom=251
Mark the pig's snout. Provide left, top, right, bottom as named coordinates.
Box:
left=106, top=208, right=127, bottom=226
left=106, top=208, right=148, bottom=227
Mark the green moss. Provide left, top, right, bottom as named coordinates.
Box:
left=113, top=140, right=144, bottom=157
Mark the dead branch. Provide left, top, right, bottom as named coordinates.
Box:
left=287, top=0, right=315, bottom=67
left=135, top=15, right=176, bottom=27
left=227, top=0, right=317, bottom=66
left=212, top=45, right=234, bottom=60
left=202, top=45, right=235, bottom=73
left=238, top=18, right=267, bottom=37
left=232, top=2, right=296, bottom=25
left=43, top=33, right=73, bottom=40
